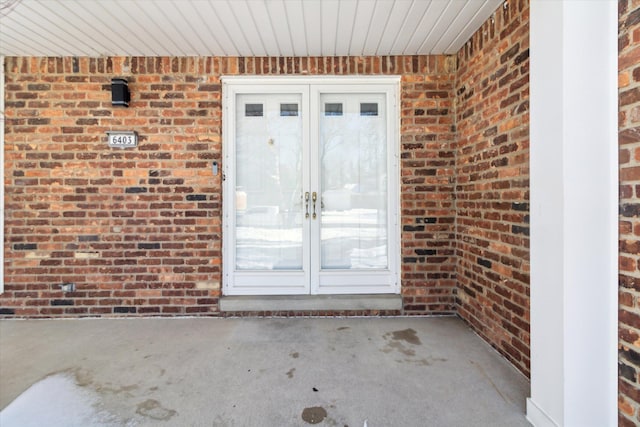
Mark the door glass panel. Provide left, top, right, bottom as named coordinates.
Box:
left=235, top=94, right=303, bottom=270
left=360, top=103, right=378, bottom=116
left=319, top=93, right=388, bottom=270
left=280, top=103, right=299, bottom=116
left=325, top=103, right=343, bottom=116
left=245, top=103, right=263, bottom=117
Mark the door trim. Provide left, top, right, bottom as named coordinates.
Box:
left=221, top=76, right=401, bottom=296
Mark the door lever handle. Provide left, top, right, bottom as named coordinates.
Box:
left=312, top=192, right=317, bottom=219
left=304, top=192, right=310, bottom=219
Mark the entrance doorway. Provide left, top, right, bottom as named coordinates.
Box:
left=222, top=77, right=400, bottom=295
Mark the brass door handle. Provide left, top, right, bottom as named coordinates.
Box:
left=312, top=192, right=317, bottom=219
left=305, top=192, right=310, bottom=219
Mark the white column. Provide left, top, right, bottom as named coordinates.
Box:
left=528, top=1, right=618, bottom=426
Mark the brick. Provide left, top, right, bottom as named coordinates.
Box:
left=125, top=187, right=148, bottom=193
left=13, top=243, right=38, bottom=250
left=138, top=243, right=161, bottom=250
left=627, top=8, right=640, bottom=29
left=622, top=87, right=640, bottom=106
left=195, top=281, right=220, bottom=290
left=621, top=127, right=640, bottom=145
left=73, top=251, right=100, bottom=260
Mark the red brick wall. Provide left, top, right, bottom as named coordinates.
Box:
left=619, top=0, right=640, bottom=424
left=1, top=56, right=457, bottom=317
left=454, top=0, right=530, bottom=376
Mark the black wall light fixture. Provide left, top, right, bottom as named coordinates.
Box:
left=111, top=78, right=130, bottom=107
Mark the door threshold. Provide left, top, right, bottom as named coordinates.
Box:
left=220, top=294, right=403, bottom=312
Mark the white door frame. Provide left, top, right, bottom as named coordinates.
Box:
left=221, top=76, right=401, bottom=296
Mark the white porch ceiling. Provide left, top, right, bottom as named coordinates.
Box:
left=0, top=0, right=502, bottom=57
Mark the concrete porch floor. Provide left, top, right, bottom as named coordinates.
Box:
left=0, top=317, right=530, bottom=427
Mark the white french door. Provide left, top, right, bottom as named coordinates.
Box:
left=222, top=77, right=399, bottom=296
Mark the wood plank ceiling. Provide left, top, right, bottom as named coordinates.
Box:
left=0, top=0, right=503, bottom=57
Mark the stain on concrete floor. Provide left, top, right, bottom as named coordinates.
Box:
left=381, top=329, right=422, bottom=357
left=286, top=368, right=296, bottom=378
left=135, top=398, right=177, bottom=421
left=301, top=406, right=327, bottom=424
left=389, top=328, right=422, bottom=345
left=381, top=328, right=448, bottom=365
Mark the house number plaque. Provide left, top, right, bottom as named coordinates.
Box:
left=107, top=131, right=138, bottom=148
